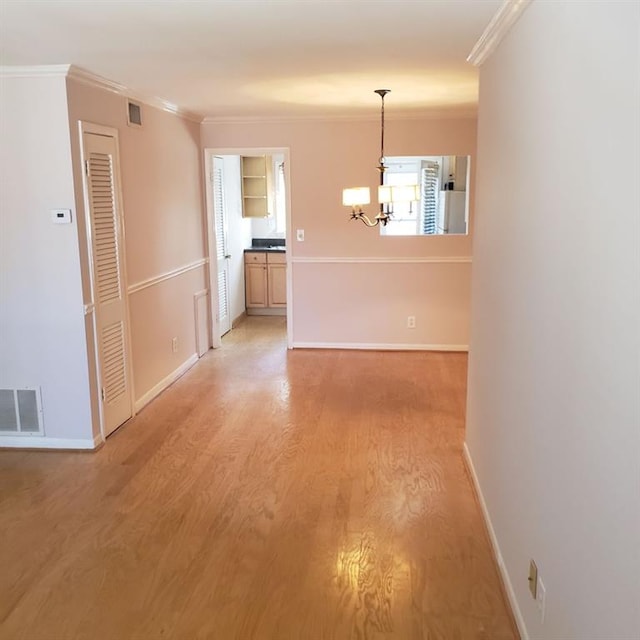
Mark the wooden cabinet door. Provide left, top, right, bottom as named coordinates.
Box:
left=267, top=264, right=287, bottom=307
left=245, top=263, right=267, bottom=308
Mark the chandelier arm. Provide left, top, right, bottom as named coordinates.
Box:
left=351, top=212, right=381, bottom=227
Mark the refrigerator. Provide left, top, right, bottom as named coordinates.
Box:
left=437, top=191, right=467, bottom=234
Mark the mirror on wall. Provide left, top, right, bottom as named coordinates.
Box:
left=380, top=155, right=470, bottom=236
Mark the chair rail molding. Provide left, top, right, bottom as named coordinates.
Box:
left=291, top=256, right=472, bottom=264
left=128, top=258, right=208, bottom=295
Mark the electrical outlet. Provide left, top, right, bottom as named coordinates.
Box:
left=407, top=315, right=416, bottom=329
left=171, top=337, right=178, bottom=353
left=536, top=577, right=546, bottom=623
left=528, top=559, right=538, bottom=598
left=296, top=229, right=305, bottom=241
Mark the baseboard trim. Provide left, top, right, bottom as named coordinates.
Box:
left=246, top=308, right=287, bottom=317
left=463, top=443, right=529, bottom=640
left=292, top=341, right=468, bottom=351
left=0, top=433, right=103, bottom=451
left=232, top=311, right=247, bottom=328
left=134, top=353, right=199, bottom=413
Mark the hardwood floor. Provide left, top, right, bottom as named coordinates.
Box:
left=0, top=317, right=518, bottom=639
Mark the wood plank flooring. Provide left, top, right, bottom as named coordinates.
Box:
left=0, top=317, right=518, bottom=639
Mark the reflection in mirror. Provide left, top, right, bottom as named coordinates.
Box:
left=380, top=155, right=470, bottom=236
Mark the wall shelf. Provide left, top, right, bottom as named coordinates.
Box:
left=241, top=156, right=272, bottom=218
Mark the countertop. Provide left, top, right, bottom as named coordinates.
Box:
left=244, top=247, right=286, bottom=253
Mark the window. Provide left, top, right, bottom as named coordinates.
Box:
left=380, top=160, right=421, bottom=237
left=421, top=162, right=439, bottom=235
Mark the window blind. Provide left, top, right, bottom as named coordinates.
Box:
left=421, top=163, right=439, bottom=235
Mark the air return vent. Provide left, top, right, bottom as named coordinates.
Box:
left=0, top=388, right=44, bottom=435
left=127, top=100, right=142, bottom=127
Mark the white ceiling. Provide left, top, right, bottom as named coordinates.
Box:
left=0, top=0, right=501, bottom=119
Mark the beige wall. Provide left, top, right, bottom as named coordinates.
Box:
left=0, top=74, right=94, bottom=443
left=66, top=78, right=207, bottom=406
left=201, top=117, right=476, bottom=347
left=466, top=2, right=640, bottom=638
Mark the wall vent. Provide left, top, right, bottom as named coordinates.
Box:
left=127, top=100, right=142, bottom=127
left=0, top=388, right=44, bottom=435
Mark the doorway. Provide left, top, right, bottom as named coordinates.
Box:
left=204, top=147, right=293, bottom=349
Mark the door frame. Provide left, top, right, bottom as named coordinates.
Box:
left=78, top=121, right=136, bottom=442
left=203, top=147, right=293, bottom=349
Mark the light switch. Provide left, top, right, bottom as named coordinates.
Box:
left=51, top=208, right=72, bottom=224
left=296, top=229, right=304, bottom=241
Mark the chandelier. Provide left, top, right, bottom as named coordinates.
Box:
left=342, top=89, right=420, bottom=227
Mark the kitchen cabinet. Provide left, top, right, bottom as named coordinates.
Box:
left=244, top=252, right=268, bottom=308
left=241, top=156, right=273, bottom=218
left=244, top=251, right=286, bottom=314
left=267, top=252, right=287, bottom=307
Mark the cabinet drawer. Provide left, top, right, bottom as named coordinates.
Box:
left=244, top=251, right=266, bottom=264
left=267, top=252, right=286, bottom=264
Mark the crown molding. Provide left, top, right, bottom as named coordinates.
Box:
left=202, top=107, right=477, bottom=126
left=67, top=65, right=128, bottom=95
left=0, top=64, right=203, bottom=123
left=467, top=0, right=532, bottom=66
left=0, top=64, right=72, bottom=78
left=67, top=66, right=203, bottom=123
left=2, top=64, right=475, bottom=125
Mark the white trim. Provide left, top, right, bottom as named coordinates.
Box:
left=67, top=65, right=204, bottom=123
left=467, top=0, right=532, bottom=66
left=202, top=109, right=477, bottom=125
left=203, top=152, right=221, bottom=350
left=463, top=443, right=529, bottom=640
left=291, top=256, right=472, bottom=264
left=127, top=258, right=208, bottom=295
left=0, top=64, right=72, bottom=78
left=1, top=65, right=203, bottom=122
left=0, top=433, right=103, bottom=450
left=134, top=354, right=199, bottom=413
left=292, top=342, right=468, bottom=352
left=193, top=289, right=210, bottom=358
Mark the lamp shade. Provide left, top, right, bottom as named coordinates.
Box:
left=377, top=184, right=420, bottom=204
left=392, top=184, right=421, bottom=203
left=342, top=187, right=371, bottom=207
left=378, top=185, right=393, bottom=204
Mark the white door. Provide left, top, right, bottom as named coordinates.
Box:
left=212, top=157, right=232, bottom=336
left=82, top=130, right=132, bottom=437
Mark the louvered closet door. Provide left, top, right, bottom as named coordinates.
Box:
left=213, top=157, right=232, bottom=336
left=83, top=132, right=132, bottom=437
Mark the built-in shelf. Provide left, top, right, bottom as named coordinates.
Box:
left=241, top=156, right=272, bottom=218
